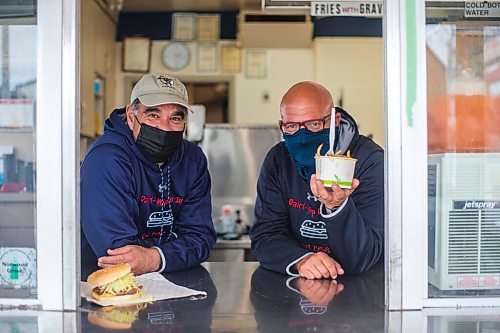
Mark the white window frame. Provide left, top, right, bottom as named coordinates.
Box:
left=387, top=308, right=500, bottom=332
left=385, top=0, right=500, bottom=309
left=0, top=311, right=78, bottom=332
left=0, top=0, right=79, bottom=310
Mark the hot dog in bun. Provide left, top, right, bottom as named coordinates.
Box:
left=87, top=263, right=143, bottom=302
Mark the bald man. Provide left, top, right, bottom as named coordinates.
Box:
left=250, top=81, right=384, bottom=279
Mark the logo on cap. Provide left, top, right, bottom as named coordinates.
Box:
left=156, top=75, right=174, bottom=88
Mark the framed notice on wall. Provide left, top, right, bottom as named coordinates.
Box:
left=197, top=44, right=218, bottom=72
left=245, top=50, right=267, bottom=78
left=221, top=45, right=241, bottom=73
left=122, top=36, right=151, bottom=73
left=172, top=13, right=196, bottom=41
left=197, top=14, right=220, bottom=42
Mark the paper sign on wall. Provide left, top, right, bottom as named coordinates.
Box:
left=0, top=99, right=34, bottom=128
left=0, top=247, right=37, bottom=290
left=465, top=2, right=500, bottom=18
left=311, top=1, right=382, bottom=17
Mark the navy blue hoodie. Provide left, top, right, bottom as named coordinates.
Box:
left=81, top=107, right=216, bottom=272
left=250, top=108, right=384, bottom=275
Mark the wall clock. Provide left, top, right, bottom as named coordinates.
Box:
left=161, top=42, right=190, bottom=71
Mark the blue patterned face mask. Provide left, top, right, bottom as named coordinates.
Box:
left=284, top=128, right=330, bottom=180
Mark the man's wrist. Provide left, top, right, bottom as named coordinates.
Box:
left=293, top=261, right=301, bottom=272
left=324, top=205, right=335, bottom=212
left=294, top=257, right=306, bottom=272
left=287, top=253, right=314, bottom=276
left=152, top=246, right=166, bottom=272
left=149, top=247, right=161, bottom=271
left=321, top=198, right=349, bottom=217
left=153, top=249, right=161, bottom=271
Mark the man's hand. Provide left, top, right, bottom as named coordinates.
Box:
left=294, top=278, right=344, bottom=306
left=294, top=252, right=344, bottom=279
left=98, top=245, right=161, bottom=275
left=310, top=174, right=359, bottom=210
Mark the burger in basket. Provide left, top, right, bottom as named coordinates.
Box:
left=87, top=263, right=143, bottom=302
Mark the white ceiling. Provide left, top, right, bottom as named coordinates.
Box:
left=121, top=0, right=262, bottom=12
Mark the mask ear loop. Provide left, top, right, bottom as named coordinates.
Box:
left=133, top=114, right=144, bottom=129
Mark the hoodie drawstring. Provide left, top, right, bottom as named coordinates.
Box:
left=158, top=164, right=174, bottom=245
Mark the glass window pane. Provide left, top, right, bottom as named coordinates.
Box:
left=0, top=3, right=37, bottom=299
left=427, top=316, right=500, bottom=333
left=426, top=3, right=500, bottom=298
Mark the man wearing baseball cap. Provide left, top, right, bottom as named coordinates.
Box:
left=80, top=73, right=216, bottom=276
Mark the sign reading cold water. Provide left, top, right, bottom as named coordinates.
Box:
left=0, top=247, right=36, bottom=289
left=465, top=2, right=500, bottom=18
left=311, top=1, right=382, bottom=17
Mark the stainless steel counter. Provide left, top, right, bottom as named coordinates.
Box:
left=78, top=261, right=385, bottom=332
left=209, top=235, right=255, bottom=262
left=212, top=235, right=251, bottom=250
left=3, top=261, right=500, bottom=332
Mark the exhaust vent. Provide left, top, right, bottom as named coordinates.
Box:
left=447, top=209, right=500, bottom=275
left=244, top=14, right=308, bottom=23
left=238, top=11, right=313, bottom=48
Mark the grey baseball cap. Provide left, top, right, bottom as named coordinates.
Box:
left=130, top=73, right=192, bottom=112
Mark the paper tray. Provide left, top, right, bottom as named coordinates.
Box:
left=80, top=272, right=207, bottom=307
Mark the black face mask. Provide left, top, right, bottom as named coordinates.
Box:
left=134, top=116, right=183, bottom=163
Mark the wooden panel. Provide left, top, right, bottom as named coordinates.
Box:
left=80, top=0, right=117, bottom=137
